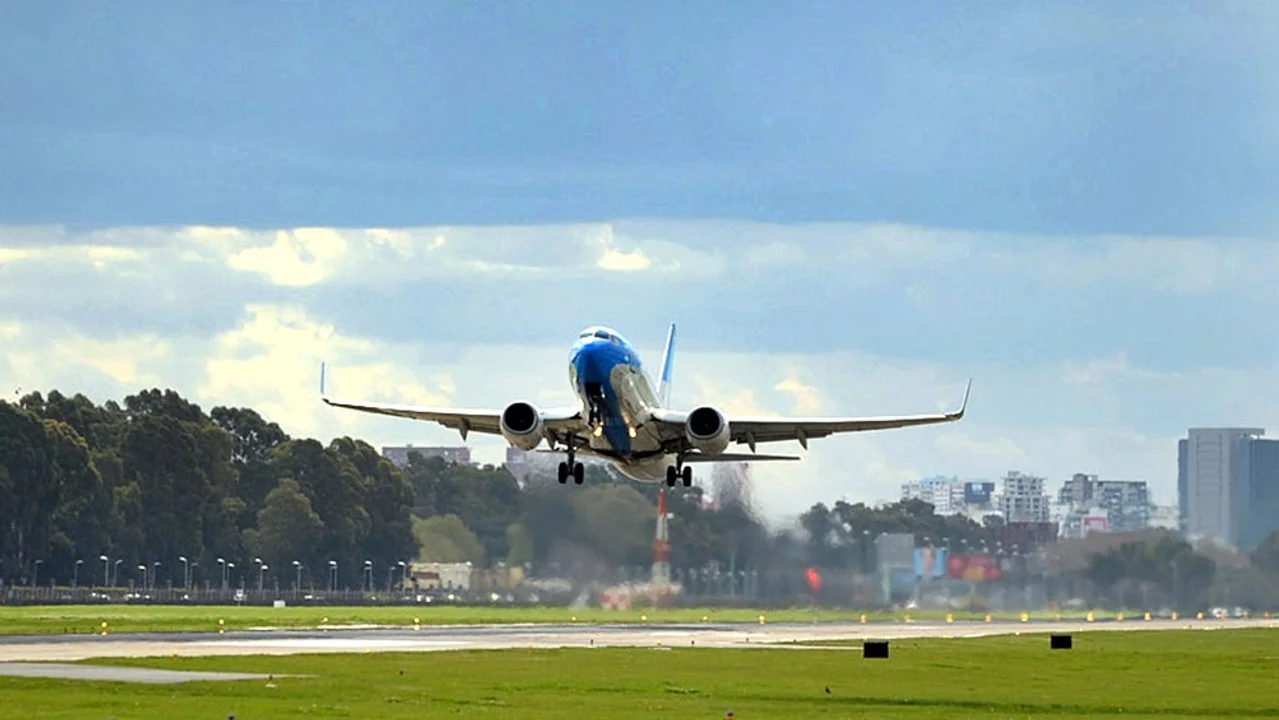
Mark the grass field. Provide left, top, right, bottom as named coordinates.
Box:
left=0, top=604, right=1154, bottom=636
left=2, top=629, right=1276, bottom=718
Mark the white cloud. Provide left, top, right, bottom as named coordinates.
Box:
left=7, top=219, right=1279, bottom=523
left=198, top=305, right=453, bottom=437
left=774, top=373, right=823, bottom=414
left=225, top=228, right=350, bottom=286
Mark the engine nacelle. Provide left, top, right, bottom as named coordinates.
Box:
left=685, top=405, right=730, bottom=456
left=500, top=401, right=544, bottom=451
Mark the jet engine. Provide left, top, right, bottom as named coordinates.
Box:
left=685, top=405, right=730, bottom=456
left=500, top=401, right=544, bottom=451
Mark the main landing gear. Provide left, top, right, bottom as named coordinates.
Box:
left=665, top=463, right=692, bottom=488
left=557, top=441, right=584, bottom=485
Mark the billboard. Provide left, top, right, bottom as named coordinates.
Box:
left=875, top=532, right=915, bottom=567
left=914, top=547, right=949, bottom=579
left=946, top=553, right=1002, bottom=583
left=1082, top=515, right=1108, bottom=535
left=964, top=481, right=996, bottom=505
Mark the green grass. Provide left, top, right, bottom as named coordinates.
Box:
left=2, top=629, right=1277, bottom=718
left=0, top=604, right=1151, bottom=636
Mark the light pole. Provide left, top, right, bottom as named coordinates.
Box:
left=73, top=559, right=83, bottom=589
left=113, top=559, right=122, bottom=586
left=254, top=557, right=263, bottom=591
left=396, top=561, right=407, bottom=592
left=364, top=560, right=373, bottom=592
left=100, top=555, right=109, bottom=586
left=328, top=560, right=338, bottom=592
left=152, top=561, right=161, bottom=591
left=228, top=562, right=236, bottom=589
left=259, top=563, right=268, bottom=592
left=179, top=556, right=189, bottom=589
left=293, top=560, right=302, bottom=591
left=137, top=564, right=147, bottom=591
left=217, top=557, right=227, bottom=590
left=32, top=559, right=43, bottom=588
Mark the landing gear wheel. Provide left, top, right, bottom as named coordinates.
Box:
left=557, top=462, right=569, bottom=484
left=681, top=466, right=693, bottom=487
left=572, top=462, right=585, bottom=484
left=665, top=465, right=677, bottom=487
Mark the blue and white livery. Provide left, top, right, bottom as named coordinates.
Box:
left=321, top=324, right=971, bottom=487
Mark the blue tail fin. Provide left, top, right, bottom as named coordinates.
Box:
left=657, top=323, right=676, bottom=408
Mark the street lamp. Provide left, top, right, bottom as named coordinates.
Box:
left=113, top=559, right=122, bottom=586
left=100, top=555, right=109, bottom=586
left=32, top=559, right=43, bottom=588
left=228, top=562, right=236, bottom=588
left=137, top=564, right=147, bottom=590
left=364, top=560, right=373, bottom=592
left=179, top=556, right=189, bottom=589
left=152, top=562, right=161, bottom=591
left=217, top=557, right=227, bottom=590
left=259, top=563, right=268, bottom=592
left=73, top=559, right=83, bottom=589
left=293, top=560, right=302, bottom=591
left=328, top=560, right=338, bottom=592
left=396, top=561, right=407, bottom=592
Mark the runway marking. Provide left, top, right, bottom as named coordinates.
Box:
left=0, top=662, right=276, bottom=684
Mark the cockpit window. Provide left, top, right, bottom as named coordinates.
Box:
left=594, top=330, right=611, bottom=339
left=579, top=331, right=592, bottom=338
left=610, top=335, right=621, bottom=344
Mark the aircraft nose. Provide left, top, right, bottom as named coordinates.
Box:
left=573, top=340, right=603, bottom=379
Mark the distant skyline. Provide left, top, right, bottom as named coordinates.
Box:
left=3, top=3, right=1279, bottom=523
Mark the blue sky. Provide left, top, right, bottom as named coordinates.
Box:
left=3, top=3, right=1279, bottom=521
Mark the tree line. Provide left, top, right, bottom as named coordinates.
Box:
left=3, top=387, right=1278, bottom=610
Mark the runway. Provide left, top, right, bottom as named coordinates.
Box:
left=0, top=617, right=1274, bottom=669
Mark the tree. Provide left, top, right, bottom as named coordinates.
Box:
left=249, top=478, right=325, bottom=579
left=1250, top=531, right=1279, bottom=576
left=413, top=515, right=485, bottom=564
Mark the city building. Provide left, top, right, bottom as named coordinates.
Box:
left=1178, top=427, right=1266, bottom=548
left=901, top=475, right=964, bottom=515
left=997, top=470, right=1050, bottom=523
left=381, top=445, right=473, bottom=469
left=1231, top=435, right=1279, bottom=550
left=1149, top=505, right=1180, bottom=531
left=1056, top=473, right=1151, bottom=537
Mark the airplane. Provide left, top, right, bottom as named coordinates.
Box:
left=320, top=324, right=971, bottom=488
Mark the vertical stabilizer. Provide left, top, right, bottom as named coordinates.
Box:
left=657, top=323, right=676, bottom=408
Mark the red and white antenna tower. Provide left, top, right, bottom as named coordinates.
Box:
left=651, top=489, right=672, bottom=587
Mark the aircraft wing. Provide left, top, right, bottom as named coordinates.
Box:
left=650, top=379, right=971, bottom=451
left=319, top=364, right=581, bottom=440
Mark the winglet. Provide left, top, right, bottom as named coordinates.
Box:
left=319, top=362, right=328, bottom=399
left=657, top=322, right=676, bottom=408
left=956, top=377, right=972, bottom=417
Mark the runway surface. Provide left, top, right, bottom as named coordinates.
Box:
left=0, top=618, right=1275, bottom=680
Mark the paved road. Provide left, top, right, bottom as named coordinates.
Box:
left=1, top=617, right=1275, bottom=664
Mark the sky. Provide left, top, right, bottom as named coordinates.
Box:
left=3, top=2, right=1279, bottom=523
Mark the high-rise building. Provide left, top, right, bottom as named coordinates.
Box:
left=1178, top=428, right=1264, bottom=547
left=901, top=476, right=963, bottom=515
left=1058, top=473, right=1099, bottom=506
left=997, top=470, right=1050, bottom=523
left=381, top=445, right=472, bottom=469
left=1231, top=436, right=1279, bottom=550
